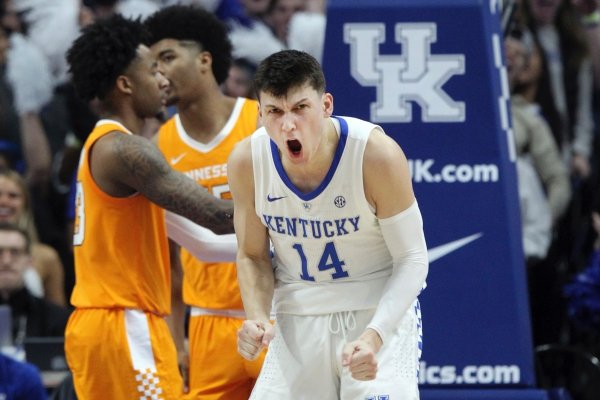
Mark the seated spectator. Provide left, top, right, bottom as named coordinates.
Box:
left=0, top=222, right=71, bottom=347
left=0, top=352, right=47, bottom=400
left=0, top=169, right=67, bottom=306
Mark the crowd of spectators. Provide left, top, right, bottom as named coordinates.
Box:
left=504, top=0, right=600, bottom=355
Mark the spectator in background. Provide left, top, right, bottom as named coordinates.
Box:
left=564, top=199, right=600, bottom=334
left=522, top=0, right=597, bottom=344
left=0, top=169, right=66, bottom=306
left=3, top=0, right=87, bottom=300
left=0, top=352, right=47, bottom=400
left=85, top=0, right=160, bottom=20
left=12, top=0, right=84, bottom=90
left=0, top=17, right=22, bottom=173
left=267, top=0, right=326, bottom=62
left=222, top=57, right=257, bottom=98
left=0, top=222, right=71, bottom=348
left=505, top=26, right=573, bottom=345
left=239, top=0, right=270, bottom=18
left=228, top=0, right=285, bottom=65
left=523, top=0, right=594, bottom=179
left=229, top=0, right=326, bottom=65
left=571, top=0, right=600, bottom=84
left=262, top=0, right=303, bottom=45
left=1, top=0, right=53, bottom=188
left=0, top=141, right=20, bottom=172
left=506, top=28, right=571, bottom=238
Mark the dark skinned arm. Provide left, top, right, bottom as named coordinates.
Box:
left=90, top=131, right=234, bottom=234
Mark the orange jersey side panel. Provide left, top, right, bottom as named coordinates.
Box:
left=70, top=120, right=170, bottom=314
left=157, top=98, right=259, bottom=309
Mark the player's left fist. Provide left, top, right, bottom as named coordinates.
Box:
left=341, top=339, right=379, bottom=381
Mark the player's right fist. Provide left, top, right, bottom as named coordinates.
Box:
left=237, top=320, right=275, bottom=360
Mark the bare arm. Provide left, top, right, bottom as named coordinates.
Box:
left=31, top=244, right=66, bottom=307
left=364, top=129, right=416, bottom=218
left=228, top=138, right=274, bottom=360
left=90, top=131, right=233, bottom=234
left=228, top=138, right=273, bottom=322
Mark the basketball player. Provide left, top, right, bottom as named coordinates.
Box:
left=228, top=50, right=429, bottom=399
left=64, top=15, right=234, bottom=399
left=145, top=6, right=265, bottom=399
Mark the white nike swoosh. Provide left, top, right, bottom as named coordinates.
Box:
left=427, top=233, right=483, bottom=263
left=170, top=153, right=187, bottom=165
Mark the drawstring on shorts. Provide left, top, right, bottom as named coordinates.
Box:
left=328, top=311, right=357, bottom=340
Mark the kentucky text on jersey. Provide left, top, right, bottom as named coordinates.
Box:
left=262, top=214, right=360, bottom=238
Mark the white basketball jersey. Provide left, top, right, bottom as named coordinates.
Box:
left=252, top=116, right=394, bottom=315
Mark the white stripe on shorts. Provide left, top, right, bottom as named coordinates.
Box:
left=124, top=309, right=156, bottom=371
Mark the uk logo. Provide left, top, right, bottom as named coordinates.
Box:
left=344, top=22, right=465, bottom=123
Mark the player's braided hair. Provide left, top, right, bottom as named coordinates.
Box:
left=145, top=5, right=232, bottom=85
left=67, top=14, right=149, bottom=102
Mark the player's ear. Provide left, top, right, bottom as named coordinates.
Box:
left=197, top=51, right=212, bottom=73
left=116, top=74, right=134, bottom=96
left=258, top=102, right=264, bottom=120
left=323, top=92, right=333, bottom=117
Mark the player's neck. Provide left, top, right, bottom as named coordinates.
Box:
left=101, top=96, right=146, bottom=136
left=177, top=93, right=237, bottom=142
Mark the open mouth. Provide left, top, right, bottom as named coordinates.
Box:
left=287, top=139, right=302, bottom=155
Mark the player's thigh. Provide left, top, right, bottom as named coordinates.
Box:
left=250, top=313, right=339, bottom=400
left=65, top=308, right=182, bottom=400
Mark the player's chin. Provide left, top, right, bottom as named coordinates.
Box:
left=153, top=107, right=168, bottom=122
left=165, top=94, right=179, bottom=107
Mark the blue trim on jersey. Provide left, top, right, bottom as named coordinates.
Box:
left=270, top=116, right=348, bottom=201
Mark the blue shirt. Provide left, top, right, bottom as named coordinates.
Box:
left=0, top=354, right=47, bottom=400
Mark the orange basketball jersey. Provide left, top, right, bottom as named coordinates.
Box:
left=71, top=119, right=170, bottom=314
left=157, top=98, right=259, bottom=309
